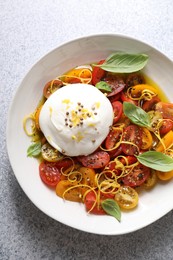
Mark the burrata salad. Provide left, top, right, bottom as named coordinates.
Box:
left=24, top=52, right=173, bottom=221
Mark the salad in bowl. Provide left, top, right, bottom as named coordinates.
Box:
left=23, top=51, right=173, bottom=222
left=7, top=34, right=173, bottom=235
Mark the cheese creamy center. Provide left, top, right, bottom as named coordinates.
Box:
left=39, top=83, right=114, bottom=156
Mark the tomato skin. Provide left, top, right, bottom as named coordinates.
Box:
left=120, top=155, right=137, bottom=165
left=84, top=190, right=114, bottom=215
left=155, top=102, right=173, bottom=120
left=78, top=151, right=110, bottom=169
left=121, top=163, right=151, bottom=187
left=105, top=128, right=122, bottom=150
left=111, top=101, right=123, bottom=124
left=108, top=93, right=121, bottom=103
left=115, top=186, right=138, bottom=209
left=142, top=96, right=161, bottom=112
left=159, top=120, right=173, bottom=135
left=122, top=125, right=142, bottom=155
left=43, top=79, right=63, bottom=98
left=120, top=91, right=137, bottom=105
left=141, top=128, right=153, bottom=150
left=39, top=161, right=61, bottom=187
left=54, top=158, right=76, bottom=171
left=104, top=75, right=125, bottom=97
left=92, top=60, right=106, bottom=85
left=56, top=180, right=83, bottom=202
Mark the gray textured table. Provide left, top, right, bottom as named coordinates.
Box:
left=1, top=1, right=173, bottom=259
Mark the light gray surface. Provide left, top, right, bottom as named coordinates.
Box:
left=1, top=0, right=173, bottom=259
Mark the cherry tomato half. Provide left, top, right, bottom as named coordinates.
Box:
left=78, top=151, right=110, bottom=169
left=115, top=186, right=138, bottom=209
left=41, top=142, right=64, bottom=162
left=121, top=163, right=151, bottom=187
left=142, top=96, right=161, bottom=112
left=84, top=190, right=114, bottom=215
left=111, top=101, right=123, bottom=124
left=122, top=125, right=142, bottom=155
left=39, top=161, right=61, bottom=187
left=120, top=91, right=137, bottom=105
left=159, top=120, right=173, bottom=135
left=56, top=180, right=83, bottom=202
left=105, top=128, right=122, bottom=150
left=92, top=60, right=106, bottom=85
left=155, top=102, right=173, bottom=120
left=104, top=75, right=125, bottom=97
left=43, top=79, right=63, bottom=98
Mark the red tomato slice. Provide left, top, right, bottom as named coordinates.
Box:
left=111, top=101, right=123, bottom=123
left=120, top=155, right=138, bottom=165
left=54, top=158, right=76, bottom=170
left=108, top=145, right=123, bottom=159
left=108, top=93, right=121, bottom=103
left=142, top=96, right=161, bottom=112
left=78, top=151, right=110, bottom=169
left=104, top=75, right=125, bottom=97
left=92, top=60, right=106, bottom=85
left=155, top=102, right=173, bottom=120
left=120, top=91, right=137, bottom=105
left=159, top=120, right=173, bottom=135
left=84, top=190, right=114, bottom=215
left=121, top=163, right=150, bottom=187
left=39, top=161, right=61, bottom=187
left=105, top=128, right=122, bottom=150
left=122, top=125, right=142, bottom=155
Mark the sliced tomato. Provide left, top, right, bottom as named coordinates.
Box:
left=104, top=75, right=125, bottom=97
left=92, top=60, right=106, bottom=85
left=120, top=155, right=137, bottom=166
left=111, top=101, right=123, bottom=124
left=54, top=158, right=76, bottom=170
left=43, top=79, right=63, bottom=98
left=122, top=125, right=142, bottom=155
left=121, top=163, right=150, bottom=187
left=155, top=102, right=173, bottom=120
left=120, top=91, right=137, bottom=105
left=78, top=151, right=110, bottom=169
left=84, top=190, right=114, bottom=215
left=108, top=145, right=123, bottom=159
left=159, top=120, right=173, bottom=135
left=142, top=96, right=161, bottom=112
left=141, top=128, right=153, bottom=150
left=39, top=161, right=61, bottom=187
left=41, top=142, right=64, bottom=162
left=56, top=180, right=83, bottom=202
left=108, top=93, right=121, bottom=103
left=105, top=128, right=122, bottom=150
left=125, top=73, right=145, bottom=88
left=115, top=186, right=138, bottom=209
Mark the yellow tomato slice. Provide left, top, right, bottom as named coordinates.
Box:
left=156, top=130, right=173, bottom=152
left=141, top=128, right=153, bottom=150
left=41, top=142, right=64, bottom=162
left=56, top=180, right=83, bottom=202
left=156, top=170, right=173, bottom=181
left=114, top=186, right=138, bottom=210
left=130, top=84, right=158, bottom=97
left=143, top=170, right=157, bottom=188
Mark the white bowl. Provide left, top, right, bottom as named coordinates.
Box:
left=7, top=34, right=173, bottom=235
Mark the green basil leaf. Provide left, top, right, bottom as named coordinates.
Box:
left=101, top=199, right=121, bottom=222
left=136, top=151, right=173, bottom=172
left=95, top=81, right=112, bottom=92
left=98, top=52, right=148, bottom=73
left=123, top=102, right=151, bottom=128
left=27, top=142, right=42, bottom=157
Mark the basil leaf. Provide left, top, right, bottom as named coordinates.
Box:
left=136, top=151, right=173, bottom=172
left=95, top=81, right=112, bottom=92
left=123, top=102, right=151, bottom=128
left=101, top=199, right=121, bottom=222
left=27, top=142, right=42, bottom=157
left=98, top=52, right=148, bottom=73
